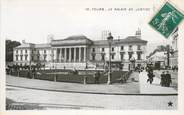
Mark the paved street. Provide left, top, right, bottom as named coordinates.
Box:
left=6, top=71, right=178, bottom=110
left=6, top=86, right=177, bottom=110
left=6, top=73, right=140, bottom=94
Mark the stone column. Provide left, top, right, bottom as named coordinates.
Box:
left=79, top=47, right=81, bottom=62
left=74, top=48, right=76, bottom=62
left=53, top=48, right=57, bottom=62
left=84, top=47, right=86, bottom=62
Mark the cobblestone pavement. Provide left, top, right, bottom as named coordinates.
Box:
left=6, top=86, right=177, bottom=110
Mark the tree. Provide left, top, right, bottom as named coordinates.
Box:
left=147, top=45, right=168, bottom=58
left=6, top=39, right=21, bottom=62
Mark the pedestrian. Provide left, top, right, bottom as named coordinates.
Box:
left=165, top=71, right=172, bottom=87
left=147, top=71, right=155, bottom=84
left=160, top=71, right=166, bottom=86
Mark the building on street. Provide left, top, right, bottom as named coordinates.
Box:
left=13, top=29, right=147, bottom=71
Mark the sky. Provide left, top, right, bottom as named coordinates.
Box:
left=1, top=0, right=181, bottom=54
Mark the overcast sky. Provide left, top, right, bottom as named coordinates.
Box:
left=1, top=0, right=180, bottom=51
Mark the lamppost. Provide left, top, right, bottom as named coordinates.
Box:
left=164, top=45, right=174, bottom=68
left=107, top=32, right=113, bottom=85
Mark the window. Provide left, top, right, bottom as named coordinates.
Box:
left=25, top=55, right=28, bottom=61
left=112, top=47, right=114, bottom=52
left=16, top=55, right=18, bottom=61
left=31, top=56, right=34, bottom=61
left=25, top=50, right=27, bottom=53
left=129, top=45, right=132, bottom=50
left=129, top=53, right=133, bottom=60
left=44, top=55, right=47, bottom=61
left=101, top=55, right=105, bottom=61
left=32, top=50, right=34, bottom=54
left=37, top=55, right=40, bottom=60
left=20, top=55, right=23, bottom=61
left=21, top=50, right=23, bottom=54
left=121, top=46, right=124, bottom=50
left=92, top=55, right=95, bottom=61
left=102, top=48, right=104, bottom=52
left=137, top=53, right=141, bottom=60
left=92, top=48, right=95, bottom=52
left=37, top=50, right=40, bottom=54
left=111, top=54, right=114, bottom=60
left=121, top=53, right=124, bottom=60
left=44, top=50, right=46, bottom=53
left=137, top=45, right=141, bottom=50
left=16, top=50, right=18, bottom=54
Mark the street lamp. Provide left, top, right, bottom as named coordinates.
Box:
left=107, top=32, right=113, bottom=85
left=164, top=45, right=174, bottom=68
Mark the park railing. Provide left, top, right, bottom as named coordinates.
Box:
left=7, top=69, right=132, bottom=84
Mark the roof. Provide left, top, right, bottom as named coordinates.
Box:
left=14, top=43, right=51, bottom=49
left=93, top=36, right=147, bottom=46
left=35, top=43, right=51, bottom=48
left=51, top=35, right=93, bottom=46
left=14, top=43, right=35, bottom=49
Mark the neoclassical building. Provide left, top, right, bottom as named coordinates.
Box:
left=13, top=30, right=147, bottom=71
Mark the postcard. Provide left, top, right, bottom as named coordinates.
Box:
left=0, top=0, right=184, bottom=115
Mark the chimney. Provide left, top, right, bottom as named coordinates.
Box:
left=135, top=28, right=141, bottom=39
left=47, top=34, right=54, bottom=43
left=22, top=40, right=26, bottom=44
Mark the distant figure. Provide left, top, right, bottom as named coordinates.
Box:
left=165, top=71, right=172, bottom=87
left=147, top=71, right=155, bottom=84
left=160, top=71, right=166, bottom=86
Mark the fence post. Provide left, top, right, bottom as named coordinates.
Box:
left=54, top=74, right=57, bottom=82
left=32, top=72, right=34, bottom=79
left=83, top=76, right=87, bottom=84
left=17, top=70, right=20, bottom=77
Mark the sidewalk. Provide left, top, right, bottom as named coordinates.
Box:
left=6, top=74, right=139, bottom=95
left=154, top=70, right=178, bottom=90
left=139, top=71, right=177, bottom=94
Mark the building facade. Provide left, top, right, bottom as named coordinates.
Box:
left=13, top=30, right=147, bottom=71
left=170, top=27, right=178, bottom=68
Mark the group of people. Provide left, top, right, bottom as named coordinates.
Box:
left=160, top=71, right=172, bottom=87
left=146, top=66, right=172, bottom=87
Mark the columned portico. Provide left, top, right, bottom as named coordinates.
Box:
left=55, top=46, right=87, bottom=63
